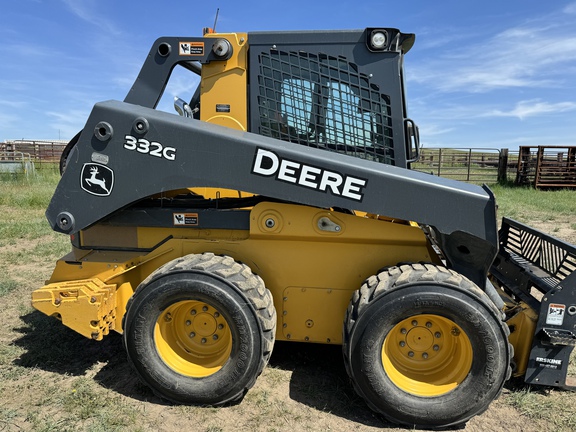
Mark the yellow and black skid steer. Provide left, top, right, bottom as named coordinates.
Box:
left=32, top=27, right=576, bottom=429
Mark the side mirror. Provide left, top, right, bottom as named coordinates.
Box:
left=405, top=118, right=420, bottom=163
left=174, top=97, right=194, bottom=118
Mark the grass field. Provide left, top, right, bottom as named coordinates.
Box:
left=1, top=170, right=575, bottom=431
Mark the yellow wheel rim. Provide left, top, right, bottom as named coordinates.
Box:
left=382, top=314, right=473, bottom=396
left=154, top=300, right=233, bottom=377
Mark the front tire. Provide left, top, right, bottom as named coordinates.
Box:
left=123, top=253, right=276, bottom=405
left=343, top=263, right=511, bottom=429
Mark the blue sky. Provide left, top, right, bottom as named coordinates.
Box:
left=1, top=0, right=575, bottom=150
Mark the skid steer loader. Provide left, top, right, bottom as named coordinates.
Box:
left=32, top=27, right=576, bottom=429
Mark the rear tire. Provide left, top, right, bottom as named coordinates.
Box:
left=343, top=263, right=511, bottom=429
left=59, top=131, right=80, bottom=175
left=123, top=253, right=276, bottom=405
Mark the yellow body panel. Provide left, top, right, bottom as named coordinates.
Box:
left=200, top=32, right=248, bottom=130
left=505, top=302, right=538, bottom=377
left=35, top=202, right=438, bottom=344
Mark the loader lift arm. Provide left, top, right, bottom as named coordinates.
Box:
left=47, top=100, right=498, bottom=288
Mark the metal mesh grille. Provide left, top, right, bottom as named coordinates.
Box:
left=257, top=49, right=395, bottom=164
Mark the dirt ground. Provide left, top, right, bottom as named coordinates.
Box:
left=1, top=217, right=575, bottom=431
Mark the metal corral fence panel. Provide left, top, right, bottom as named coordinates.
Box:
left=0, top=140, right=67, bottom=171
left=412, top=148, right=519, bottom=184
left=0, top=151, right=35, bottom=176
left=516, top=146, right=576, bottom=189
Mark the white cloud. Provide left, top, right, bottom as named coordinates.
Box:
left=0, top=111, right=20, bottom=132
left=409, top=7, right=576, bottom=93
left=482, top=99, right=576, bottom=120
left=564, top=2, right=576, bottom=14
left=46, top=109, right=90, bottom=140
left=418, top=124, right=455, bottom=136
left=60, top=0, right=122, bottom=36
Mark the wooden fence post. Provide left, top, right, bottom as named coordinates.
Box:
left=498, top=148, right=509, bottom=183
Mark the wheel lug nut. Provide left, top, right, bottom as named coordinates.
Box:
left=435, top=332, right=441, bottom=338
left=399, top=341, right=406, bottom=347
left=164, top=313, right=172, bottom=322
left=408, top=351, right=414, bottom=357
left=189, top=332, right=195, bottom=338
left=213, top=335, right=218, bottom=340
left=214, top=312, right=220, bottom=318
left=185, top=320, right=191, bottom=326
left=218, top=324, right=224, bottom=330
left=400, top=328, right=407, bottom=334
left=411, top=320, right=418, bottom=326
left=433, top=344, right=440, bottom=351
left=202, top=306, right=208, bottom=312
left=426, top=322, right=432, bottom=328
left=190, top=310, right=197, bottom=315
left=201, top=338, right=207, bottom=344
left=422, top=352, right=429, bottom=359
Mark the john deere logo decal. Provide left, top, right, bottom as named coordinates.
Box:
left=80, top=163, right=114, bottom=196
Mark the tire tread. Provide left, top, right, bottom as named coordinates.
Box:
left=342, top=263, right=512, bottom=429
left=124, top=252, right=276, bottom=406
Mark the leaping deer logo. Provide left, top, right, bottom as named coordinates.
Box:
left=81, top=163, right=114, bottom=196
left=85, top=166, right=110, bottom=194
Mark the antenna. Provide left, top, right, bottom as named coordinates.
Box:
left=203, top=8, right=220, bottom=35
left=213, top=8, right=220, bottom=32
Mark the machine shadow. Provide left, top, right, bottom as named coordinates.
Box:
left=13, top=310, right=161, bottom=403
left=266, top=341, right=389, bottom=428
left=14, top=311, right=389, bottom=426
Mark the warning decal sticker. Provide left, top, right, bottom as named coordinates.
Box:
left=173, top=213, right=199, bottom=226
left=179, top=42, right=204, bottom=56
left=545, top=303, right=566, bottom=326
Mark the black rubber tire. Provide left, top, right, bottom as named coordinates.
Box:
left=343, top=263, right=511, bottom=429
left=59, top=131, right=81, bottom=175
left=123, top=253, right=276, bottom=405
